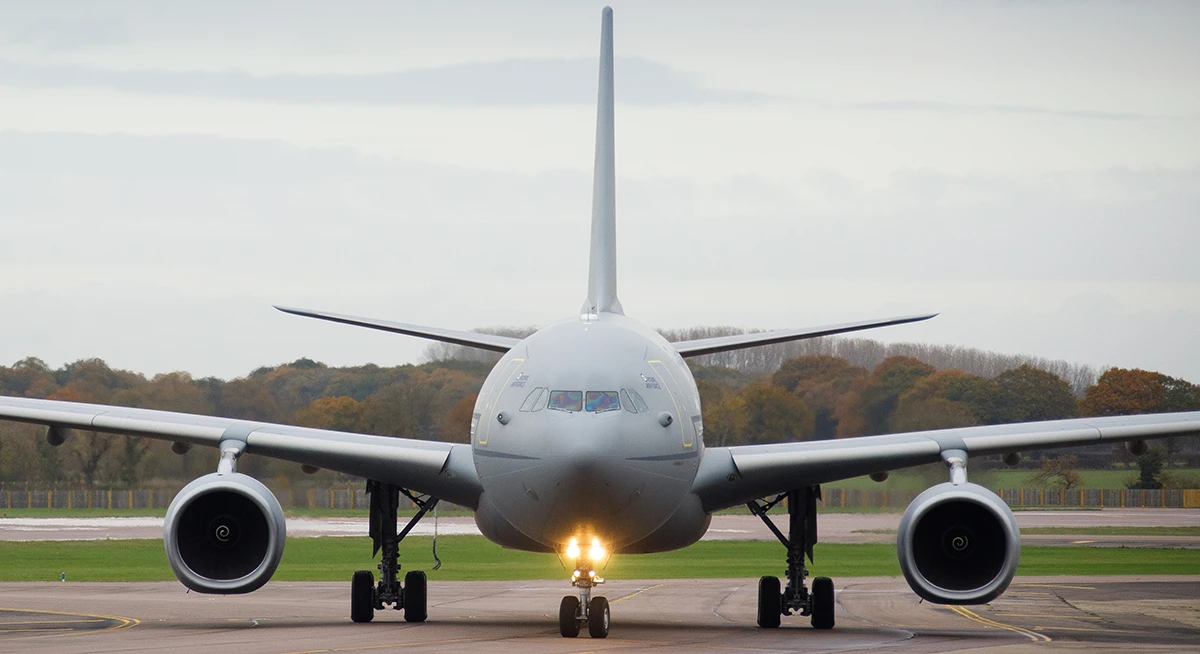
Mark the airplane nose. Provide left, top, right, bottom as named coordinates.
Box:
left=538, top=419, right=631, bottom=537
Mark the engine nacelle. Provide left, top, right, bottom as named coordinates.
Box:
left=163, top=472, right=286, bottom=594
left=897, top=482, right=1019, bottom=605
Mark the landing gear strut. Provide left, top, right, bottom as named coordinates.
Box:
left=350, top=480, right=439, bottom=623
left=558, top=538, right=609, bottom=638
left=748, top=485, right=835, bottom=630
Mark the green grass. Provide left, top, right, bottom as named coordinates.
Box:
left=824, top=467, right=1200, bottom=492
left=1022, top=526, right=1200, bottom=537
left=0, top=507, right=473, bottom=519
left=2, top=537, right=1197, bottom=583
left=857, top=526, right=1200, bottom=537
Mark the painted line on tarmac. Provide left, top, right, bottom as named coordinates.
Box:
left=948, top=605, right=1051, bottom=642
left=611, top=583, right=663, bottom=604
left=1013, top=583, right=1096, bottom=590
left=0, top=607, right=139, bottom=640
left=1034, top=625, right=1135, bottom=633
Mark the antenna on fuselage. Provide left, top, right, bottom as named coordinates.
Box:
left=581, top=6, right=623, bottom=319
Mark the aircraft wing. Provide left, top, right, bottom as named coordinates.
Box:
left=0, top=395, right=482, bottom=508
left=275, top=306, right=521, bottom=353
left=670, top=314, right=938, bottom=358
left=692, top=411, right=1200, bottom=512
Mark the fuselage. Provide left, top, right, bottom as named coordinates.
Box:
left=470, top=312, right=711, bottom=555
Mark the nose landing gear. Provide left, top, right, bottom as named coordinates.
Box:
left=749, top=485, right=836, bottom=630
left=558, top=539, right=609, bottom=638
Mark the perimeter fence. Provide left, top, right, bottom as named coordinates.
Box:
left=2, top=486, right=1198, bottom=510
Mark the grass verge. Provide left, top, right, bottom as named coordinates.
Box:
left=2, top=537, right=1197, bottom=583
left=1022, top=526, right=1200, bottom=537
left=0, top=508, right=473, bottom=519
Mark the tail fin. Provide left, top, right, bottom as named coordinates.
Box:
left=582, top=6, right=623, bottom=318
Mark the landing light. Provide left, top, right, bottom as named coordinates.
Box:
left=589, top=537, right=605, bottom=561
left=566, top=538, right=581, bottom=559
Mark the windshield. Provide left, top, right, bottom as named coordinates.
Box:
left=548, top=390, right=583, bottom=412
left=585, top=391, right=621, bottom=413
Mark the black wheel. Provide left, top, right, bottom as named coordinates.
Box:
left=757, top=576, right=781, bottom=628
left=404, top=570, right=427, bottom=623
left=559, top=596, right=581, bottom=637
left=811, top=576, right=835, bottom=630
left=351, top=570, right=375, bottom=623
left=587, top=596, right=610, bottom=639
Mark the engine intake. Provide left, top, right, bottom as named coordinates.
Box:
left=163, top=472, right=286, bottom=594
left=897, top=482, right=1019, bottom=604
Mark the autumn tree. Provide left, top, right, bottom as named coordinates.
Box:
left=773, top=355, right=866, bottom=440
left=702, top=384, right=750, bottom=447
left=986, top=365, right=1077, bottom=423
left=1126, top=448, right=1165, bottom=490
left=294, top=396, right=366, bottom=432
left=440, top=394, right=478, bottom=444
left=836, top=356, right=935, bottom=437
left=890, top=370, right=980, bottom=433
left=738, top=382, right=814, bottom=444
left=1026, top=454, right=1082, bottom=490
left=1080, top=368, right=1171, bottom=417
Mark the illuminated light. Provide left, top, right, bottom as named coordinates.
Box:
left=589, top=537, right=605, bottom=561
left=572, top=570, right=580, bottom=579
left=588, top=570, right=596, bottom=577
left=566, top=538, right=581, bottom=559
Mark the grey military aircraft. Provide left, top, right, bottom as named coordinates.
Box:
left=2, top=6, right=1199, bottom=641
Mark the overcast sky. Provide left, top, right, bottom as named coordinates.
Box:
left=1, top=0, right=1197, bottom=383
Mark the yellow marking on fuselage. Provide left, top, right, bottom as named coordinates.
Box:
left=648, top=360, right=691, bottom=447
left=479, top=358, right=525, bottom=446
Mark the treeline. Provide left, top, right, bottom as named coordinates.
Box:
left=0, top=349, right=1197, bottom=489
left=427, top=328, right=1101, bottom=395
left=0, top=357, right=491, bottom=489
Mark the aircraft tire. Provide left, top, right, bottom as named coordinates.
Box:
left=587, top=596, right=610, bottom=638
left=559, top=596, right=581, bottom=637
left=757, top=576, right=781, bottom=628
left=811, top=576, right=835, bottom=630
left=403, top=570, right=427, bottom=623
left=351, top=570, right=375, bottom=623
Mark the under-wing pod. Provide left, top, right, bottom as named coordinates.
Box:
left=896, top=482, right=1019, bottom=605
left=163, top=472, right=286, bottom=594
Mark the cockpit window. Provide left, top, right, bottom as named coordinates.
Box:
left=548, top=390, right=583, bottom=412
left=620, top=389, right=637, bottom=413
left=586, top=391, right=621, bottom=413
left=626, top=388, right=649, bottom=413
left=520, top=387, right=546, bottom=412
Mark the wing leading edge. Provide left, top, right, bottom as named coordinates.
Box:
left=692, top=411, right=1200, bottom=512
left=0, top=395, right=482, bottom=508
left=275, top=306, right=521, bottom=354
left=671, top=313, right=938, bottom=358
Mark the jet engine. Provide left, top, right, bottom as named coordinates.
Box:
left=897, top=482, right=1019, bottom=604
left=163, top=472, right=286, bottom=594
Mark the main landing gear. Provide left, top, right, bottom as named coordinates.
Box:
left=748, top=485, right=835, bottom=630
left=558, top=537, right=610, bottom=638
left=351, top=480, right=440, bottom=624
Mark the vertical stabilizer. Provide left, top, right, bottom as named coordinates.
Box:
left=582, top=6, right=623, bottom=317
